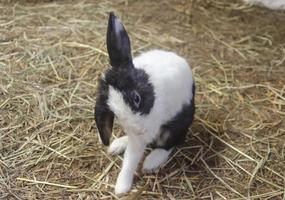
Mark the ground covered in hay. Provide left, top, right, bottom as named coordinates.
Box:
left=0, top=0, right=285, bottom=199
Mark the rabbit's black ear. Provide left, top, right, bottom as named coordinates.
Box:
left=95, top=103, right=114, bottom=146
left=107, top=12, right=132, bottom=68
left=94, top=81, right=114, bottom=146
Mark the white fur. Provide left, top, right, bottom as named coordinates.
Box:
left=142, top=148, right=173, bottom=172
left=244, top=0, right=285, bottom=10
left=108, top=136, right=128, bottom=155
left=115, top=135, right=145, bottom=194
left=107, top=50, right=194, bottom=194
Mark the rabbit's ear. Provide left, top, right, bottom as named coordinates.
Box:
left=95, top=97, right=114, bottom=146
left=107, top=12, right=132, bottom=68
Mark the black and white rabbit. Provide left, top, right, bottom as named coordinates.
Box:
left=244, top=0, right=285, bottom=9
left=94, top=12, right=195, bottom=194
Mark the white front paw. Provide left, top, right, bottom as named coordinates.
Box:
left=108, top=136, right=128, bottom=155
left=115, top=171, right=133, bottom=195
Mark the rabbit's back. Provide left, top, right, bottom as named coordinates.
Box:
left=134, top=49, right=194, bottom=103
left=133, top=50, right=194, bottom=129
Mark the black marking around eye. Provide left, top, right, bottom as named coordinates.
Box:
left=105, top=66, right=155, bottom=115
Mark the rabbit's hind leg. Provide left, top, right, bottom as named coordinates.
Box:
left=142, top=148, right=173, bottom=173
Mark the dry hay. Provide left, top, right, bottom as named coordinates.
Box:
left=0, top=0, right=285, bottom=199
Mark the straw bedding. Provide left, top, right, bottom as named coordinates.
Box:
left=0, top=0, right=284, bottom=199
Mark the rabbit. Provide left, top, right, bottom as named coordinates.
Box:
left=94, top=12, right=195, bottom=195
left=244, top=0, right=285, bottom=10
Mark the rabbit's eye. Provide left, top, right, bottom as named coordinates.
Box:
left=131, top=90, right=141, bottom=108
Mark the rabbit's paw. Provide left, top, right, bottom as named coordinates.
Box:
left=142, top=148, right=172, bottom=172
left=108, top=136, right=128, bottom=155
left=115, top=171, right=132, bottom=195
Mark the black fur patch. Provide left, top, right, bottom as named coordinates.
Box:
left=150, top=83, right=196, bottom=150
left=94, top=79, right=114, bottom=146
left=107, top=12, right=132, bottom=68
left=104, top=65, right=155, bottom=115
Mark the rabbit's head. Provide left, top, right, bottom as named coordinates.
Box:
left=95, top=13, right=154, bottom=145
